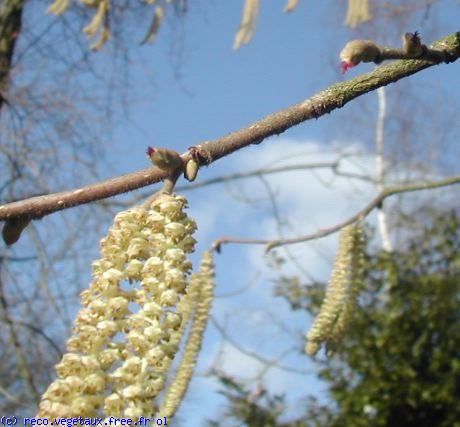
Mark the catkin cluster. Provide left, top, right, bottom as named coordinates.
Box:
left=159, top=251, right=215, bottom=418
left=38, top=193, right=212, bottom=419
left=49, top=0, right=111, bottom=50
left=305, top=223, right=365, bottom=356
left=48, top=0, right=177, bottom=50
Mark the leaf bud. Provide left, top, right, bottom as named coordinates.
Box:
left=184, top=159, right=199, bottom=182
left=2, top=217, right=31, bottom=246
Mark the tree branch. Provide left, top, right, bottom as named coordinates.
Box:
left=1, top=31, right=459, bottom=222
left=212, top=174, right=460, bottom=252
left=0, top=0, right=25, bottom=110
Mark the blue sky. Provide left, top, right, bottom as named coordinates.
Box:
left=6, top=0, right=460, bottom=424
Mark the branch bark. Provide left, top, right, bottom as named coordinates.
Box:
left=0, top=0, right=25, bottom=110
left=0, top=31, right=459, bottom=222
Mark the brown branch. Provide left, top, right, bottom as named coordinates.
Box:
left=0, top=167, right=170, bottom=220
left=1, top=31, right=459, bottom=222
left=212, top=174, right=460, bottom=252
left=0, top=0, right=25, bottom=111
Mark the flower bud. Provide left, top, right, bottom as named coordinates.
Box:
left=146, top=147, right=183, bottom=171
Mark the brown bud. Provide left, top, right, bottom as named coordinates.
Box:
left=402, top=31, right=424, bottom=57
left=184, top=159, right=199, bottom=182
left=2, top=217, right=31, bottom=246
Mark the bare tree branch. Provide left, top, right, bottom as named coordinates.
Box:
left=213, top=174, right=460, bottom=252
left=209, top=315, right=310, bottom=376
left=0, top=31, right=459, bottom=222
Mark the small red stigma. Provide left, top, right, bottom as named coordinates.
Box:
left=341, top=61, right=355, bottom=74
left=146, top=146, right=155, bottom=157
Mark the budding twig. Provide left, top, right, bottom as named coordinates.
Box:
left=340, top=31, right=456, bottom=73
left=143, top=148, right=184, bottom=206
left=0, top=31, right=459, bottom=223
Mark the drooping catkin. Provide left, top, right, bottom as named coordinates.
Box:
left=329, top=224, right=365, bottom=342
left=283, top=0, right=299, bottom=13
left=48, top=1, right=179, bottom=50
left=344, top=0, right=372, bottom=28
left=140, top=5, right=164, bottom=45
left=233, top=0, right=260, bottom=50
left=159, top=251, right=215, bottom=418
left=305, top=223, right=365, bottom=356
left=83, top=0, right=109, bottom=38
left=48, top=0, right=69, bottom=15
left=38, top=193, right=198, bottom=419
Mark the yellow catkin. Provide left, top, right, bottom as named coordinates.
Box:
left=233, top=0, right=260, bottom=50
left=141, top=5, right=165, bottom=45
left=83, top=0, right=110, bottom=37
left=38, top=193, right=198, bottom=420
left=159, top=251, right=215, bottom=418
left=283, top=0, right=299, bottom=13
left=344, top=0, right=372, bottom=29
left=305, top=223, right=365, bottom=356
left=48, top=0, right=69, bottom=15
left=329, top=224, right=365, bottom=342
left=90, top=25, right=111, bottom=51
left=80, top=0, right=100, bottom=7
left=48, top=1, right=180, bottom=50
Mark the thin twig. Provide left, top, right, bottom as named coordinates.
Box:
left=210, top=315, right=310, bottom=375
left=142, top=168, right=182, bottom=208
left=178, top=162, right=339, bottom=190
left=0, top=31, right=458, bottom=222
left=0, top=256, right=40, bottom=402
left=101, top=160, right=372, bottom=209
left=15, top=320, right=63, bottom=357
left=212, top=174, right=460, bottom=252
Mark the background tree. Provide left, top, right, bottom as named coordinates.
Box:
left=211, top=210, right=460, bottom=426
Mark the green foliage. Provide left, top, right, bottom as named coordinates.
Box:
left=207, top=374, right=305, bottom=427
left=212, top=211, right=460, bottom=427
left=320, top=212, right=460, bottom=427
